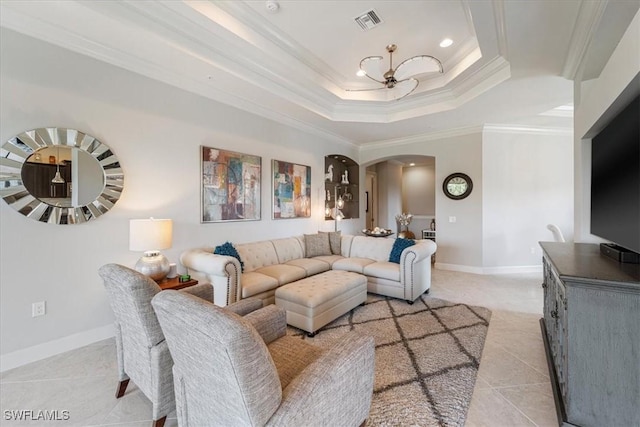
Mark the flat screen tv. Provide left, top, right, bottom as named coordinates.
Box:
left=591, top=94, right=640, bottom=256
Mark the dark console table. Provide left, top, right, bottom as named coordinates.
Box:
left=539, top=242, right=639, bottom=427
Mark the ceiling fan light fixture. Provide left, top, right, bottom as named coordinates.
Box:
left=348, top=44, right=443, bottom=101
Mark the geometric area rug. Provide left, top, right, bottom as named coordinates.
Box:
left=287, top=294, right=492, bottom=427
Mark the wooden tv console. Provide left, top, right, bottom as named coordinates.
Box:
left=539, top=242, right=639, bottom=427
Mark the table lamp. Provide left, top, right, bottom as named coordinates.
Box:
left=129, top=218, right=172, bottom=281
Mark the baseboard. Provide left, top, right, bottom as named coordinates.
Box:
left=435, top=263, right=485, bottom=274
left=435, top=263, right=542, bottom=275
left=482, top=265, right=543, bottom=274
left=0, top=323, right=115, bottom=372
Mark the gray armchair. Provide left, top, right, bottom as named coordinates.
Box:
left=151, top=290, right=375, bottom=427
left=98, top=264, right=262, bottom=427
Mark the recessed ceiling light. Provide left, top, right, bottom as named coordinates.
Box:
left=440, top=38, right=453, bottom=48
left=409, top=163, right=416, bottom=166
left=356, top=69, right=366, bottom=77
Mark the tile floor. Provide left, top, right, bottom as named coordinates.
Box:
left=0, top=269, right=557, bottom=426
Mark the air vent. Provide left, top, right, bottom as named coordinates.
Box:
left=354, top=9, right=382, bottom=31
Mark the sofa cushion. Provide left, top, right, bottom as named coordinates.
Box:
left=312, top=254, right=345, bottom=266
left=363, top=261, right=401, bottom=282
left=236, top=241, right=279, bottom=272
left=214, top=242, right=245, bottom=272
left=320, top=231, right=342, bottom=255
left=349, top=236, right=395, bottom=262
left=389, top=238, right=416, bottom=264
left=339, top=235, right=354, bottom=257
left=332, top=257, right=375, bottom=274
left=272, top=238, right=304, bottom=263
left=304, top=233, right=331, bottom=257
left=241, top=272, right=279, bottom=298
left=255, top=264, right=306, bottom=285
left=285, top=258, right=331, bottom=276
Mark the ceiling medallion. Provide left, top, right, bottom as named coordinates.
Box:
left=348, top=44, right=444, bottom=100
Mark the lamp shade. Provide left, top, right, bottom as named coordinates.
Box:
left=129, top=218, right=172, bottom=252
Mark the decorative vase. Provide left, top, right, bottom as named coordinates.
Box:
left=398, top=226, right=415, bottom=239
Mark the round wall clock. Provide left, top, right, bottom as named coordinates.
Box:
left=443, top=173, right=473, bottom=200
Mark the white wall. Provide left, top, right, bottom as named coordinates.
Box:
left=402, top=163, right=436, bottom=237
left=482, top=128, right=574, bottom=269
left=0, top=29, right=361, bottom=369
left=574, top=10, right=640, bottom=243
left=402, top=164, right=436, bottom=216
left=374, top=161, right=403, bottom=230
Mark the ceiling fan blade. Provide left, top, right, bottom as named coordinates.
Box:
left=394, top=55, right=443, bottom=81
left=390, top=78, right=419, bottom=100
left=359, top=56, right=386, bottom=83
left=346, top=86, right=388, bottom=92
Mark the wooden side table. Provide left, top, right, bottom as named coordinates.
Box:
left=156, top=277, right=198, bottom=291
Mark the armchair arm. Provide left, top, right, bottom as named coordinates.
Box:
left=243, top=305, right=287, bottom=345
left=226, top=298, right=263, bottom=316
left=267, top=335, right=375, bottom=427
left=180, top=283, right=214, bottom=303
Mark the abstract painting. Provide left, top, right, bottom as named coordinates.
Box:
left=201, top=146, right=261, bottom=222
left=272, top=160, right=311, bottom=219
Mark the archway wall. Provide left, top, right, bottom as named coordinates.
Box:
left=360, top=130, right=484, bottom=269
left=360, top=125, right=574, bottom=273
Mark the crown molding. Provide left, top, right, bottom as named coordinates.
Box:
left=6, top=0, right=505, bottom=126
left=492, top=0, right=509, bottom=58
left=1, top=0, right=525, bottom=147
left=562, top=0, right=608, bottom=80
left=211, top=0, right=347, bottom=86
left=483, top=124, right=573, bottom=136
left=359, top=122, right=571, bottom=152
left=0, top=1, right=357, bottom=148
left=360, top=125, right=484, bottom=151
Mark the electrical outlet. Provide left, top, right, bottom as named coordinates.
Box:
left=32, top=301, right=46, bottom=317
left=449, top=216, right=456, bottom=223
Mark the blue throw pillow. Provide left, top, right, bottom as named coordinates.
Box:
left=214, top=242, right=244, bottom=272
left=389, top=238, right=416, bottom=264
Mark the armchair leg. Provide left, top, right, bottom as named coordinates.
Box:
left=115, top=379, right=129, bottom=398
left=424, top=288, right=430, bottom=295
left=407, top=300, right=414, bottom=305
left=153, top=416, right=166, bottom=427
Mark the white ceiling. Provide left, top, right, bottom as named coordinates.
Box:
left=1, top=0, right=637, bottom=146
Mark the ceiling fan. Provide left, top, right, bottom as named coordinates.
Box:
left=348, top=44, right=444, bottom=100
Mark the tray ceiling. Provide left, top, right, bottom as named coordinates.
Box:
left=1, top=0, right=637, bottom=145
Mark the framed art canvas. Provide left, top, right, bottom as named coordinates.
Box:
left=201, top=146, right=261, bottom=222
left=272, top=159, right=311, bottom=219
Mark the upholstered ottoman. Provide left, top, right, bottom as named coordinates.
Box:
left=275, top=270, right=367, bottom=337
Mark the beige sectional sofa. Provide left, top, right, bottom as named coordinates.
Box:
left=180, top=234, right=437, bottom=307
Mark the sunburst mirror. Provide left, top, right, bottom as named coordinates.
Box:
left=0, top=127, right=124, bottom=224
